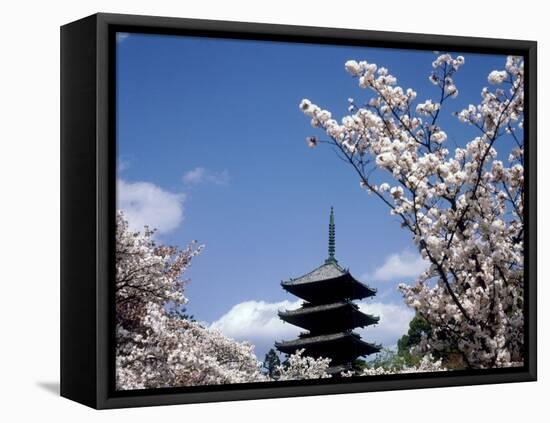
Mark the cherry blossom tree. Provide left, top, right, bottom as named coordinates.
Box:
left=115, top=210, right=202, bottom=332
left=116, top=302, right=269, bottom=389
left=299, top=54, right=524, bottom=369
left=116, top=211, right=268, bottom=389
left=116, top=211, right=332, bottom=389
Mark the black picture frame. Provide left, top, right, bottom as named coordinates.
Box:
left=60, top=12, right=537, bottom=409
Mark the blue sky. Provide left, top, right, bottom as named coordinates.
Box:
left=116, top=32, right=508, bottom=360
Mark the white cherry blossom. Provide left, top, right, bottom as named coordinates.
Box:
left=299, top=54, right=525, bottom=368
left=275, top=349, right=332, bottom=381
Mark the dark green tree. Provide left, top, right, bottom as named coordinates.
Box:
left=262, top=348, right=281, bottom=378
left=366, top=348, right=407, bottom=371
left=353, top=358, right=368, bottom=372
left=397, top=315, right=466, bottom=369
left=397, top=315, right=432, bottom=366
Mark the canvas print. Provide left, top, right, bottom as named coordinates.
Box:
left=115, top=32, right=525, bottom=391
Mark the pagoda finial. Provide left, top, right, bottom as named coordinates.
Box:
left=326, top=207, right=337, bottom=264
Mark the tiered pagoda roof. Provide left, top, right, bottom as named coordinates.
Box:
left=280, top=261, right=376, bottom=304
left=278, top=300, right=379, bottom=333
left=276, top=331, right=380, bottom=362
left=275, top=208, right=381, bottom=374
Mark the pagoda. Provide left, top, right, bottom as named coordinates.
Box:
left=275, top=208, right=381, bottom=374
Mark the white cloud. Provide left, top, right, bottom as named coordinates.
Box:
left=366, top=250, right=427, bottom=282
left=183, top=167, right=205, bottom=184
left=357, top=301, right=415, bottom=348
left=210, top=299, right=302, bottom=343
left=117, top=179, right=185, bottom=234
left=183, top=167, right=229, bottom=186
left=210, top=298, right=414, bottom=358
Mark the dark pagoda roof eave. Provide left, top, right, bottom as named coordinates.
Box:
left=278, top=302, right=379, bottom=325
left=282, top=261, right=347, bottom=285
left=281, top=273, right=376, bottom=295
left=278, top=300, right=353, bottom=315
left=281, top=270, right=351, bottom=287
left=281, top=279, right=376, bottom=303
left=275, top=331, right=380, bottom=350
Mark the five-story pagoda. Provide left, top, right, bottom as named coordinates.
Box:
left=275, top=208, right=381, bottom=374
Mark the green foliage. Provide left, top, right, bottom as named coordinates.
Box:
left=365, top=348, right=408, bottom=371
left=397, top=315, right=432, bottom=366
left=353, top=358, right=368, bottom=371
left=262, top=348, right=282, bottom=377
left=397, top=314, right=467, bottom=369
left=363, top=315, right=438, bottom=370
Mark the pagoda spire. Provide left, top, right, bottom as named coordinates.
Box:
left=326, top=207, right=337, bottom=264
